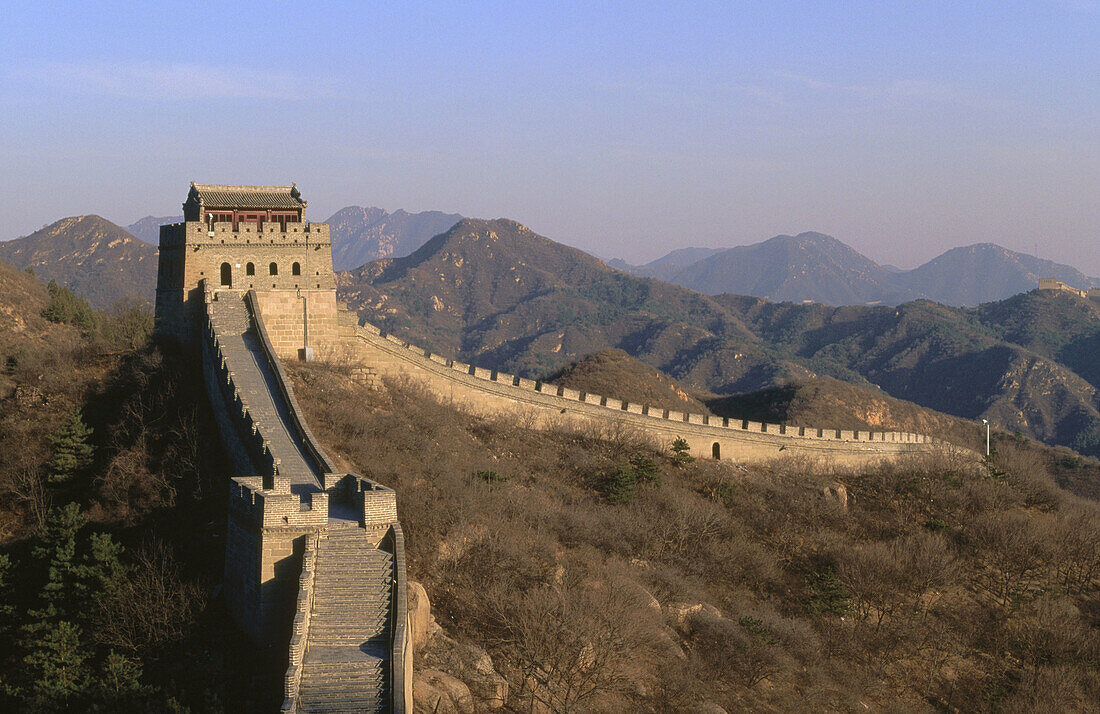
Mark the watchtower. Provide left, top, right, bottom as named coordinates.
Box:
left=155, top=183, right=339, bottom=359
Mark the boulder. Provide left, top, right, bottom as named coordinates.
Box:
left=665, top=601, right=722, bottom=634
left=692, top=703, right=729, bottom=714
left=408, top=580, right=432, bottom=653
left=413, top=669, right=473, bottom=714
left=423, top=632, right=509, bottom=709
left=822, top=482, right=848, bottom=512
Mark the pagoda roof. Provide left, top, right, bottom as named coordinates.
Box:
left=188, top=182, right=306, bottom=210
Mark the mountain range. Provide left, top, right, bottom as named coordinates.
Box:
left=325, top=206, right=463, bottom=270
left=6, top=209, right=1100, bottom=457
left=0, top=215, right=157, bottom=309
left=612, top=232, right=1100, bottom=307
left=338, top=218, right=1100, bottom=458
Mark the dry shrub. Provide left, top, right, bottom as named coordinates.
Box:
left=1048, top=505, right=1100, bottom=596
left=836, top=531, right=956, bottom=631
left=687, top=609, right=789, bottom=689
left=95, top=539, right=207, bottom=652
left=967, top=511, right=1052, bottom=609
left=286, top=359, right=1100, bottom=713
left=492, top=574, right=660, bottom=714
left=635, top=487, right=729, bottom=561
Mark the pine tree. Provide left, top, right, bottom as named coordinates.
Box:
left=23, top=619, right=89, bottom=702
left=48, top=410, right=94, bottom=484
left=670, top=437, right=694, bottom=465
left=31, top=502, right=85, bottom=617
left=76, top=532, right=127, bottom=609
left=101, top=651, right=143, bottom=695
left=604, top=463, right=637, bottom=504
left=42, top=280, right=97, bottom=330
left=629, top=454, right=659, bottom=484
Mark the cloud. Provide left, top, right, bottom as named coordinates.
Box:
left=17, top=60, right=333, bottom=101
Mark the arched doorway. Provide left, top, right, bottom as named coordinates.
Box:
left=712, top=442, right=721, bottom=460
left=220, top=262, right=232, bottom=287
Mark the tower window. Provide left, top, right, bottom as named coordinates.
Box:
left=220, top=262, right=232, bottom=287
left=269, top=262, right=278, bottom=276
left=292, top=262, right=301, bottom=276
left=246, top=262, right=255, bottom=276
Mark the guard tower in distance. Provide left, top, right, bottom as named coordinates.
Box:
left=155, top=183, right=340, bottom=359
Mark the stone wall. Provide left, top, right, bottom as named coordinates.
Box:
left=282, top=533, right=318, bottom=712
left=253, top=289, right=344, bottom=361
left=344, top=321, right=948, bottom=466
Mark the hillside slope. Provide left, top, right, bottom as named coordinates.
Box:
left=289, top=361, right=1100, bottom=712
left=898, top=243, right=1100, bottom=305
left=337, top=219, right=1100, bottom=457
left=126, top=215, right=183, bottom=245
left=549, top=348, right=712, bottom=415
left=0, top=216, right=157, bottom=308
left=338, top=218, right=795, bottom=384
left=327, top=205, right=462, bottom=270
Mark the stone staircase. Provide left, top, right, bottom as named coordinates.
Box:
left=298, top=527, right=395, bottom=713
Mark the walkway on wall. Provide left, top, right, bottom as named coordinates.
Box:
left=207, top=288, right=407, bottom=712
left=210, top=292, right=322, bottom=492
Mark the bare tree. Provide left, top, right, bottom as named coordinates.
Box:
left=494, top=577, right=655, bottom=713
left=95, top=539, right=206, bottom=652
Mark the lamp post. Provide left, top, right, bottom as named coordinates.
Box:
left=981, top=419, right=990, bottom=457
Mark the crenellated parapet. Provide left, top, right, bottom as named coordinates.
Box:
left=351, top=320, right=937, bottom=461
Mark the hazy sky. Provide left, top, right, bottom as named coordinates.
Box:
left=1, top=1, right=1097, bottom=271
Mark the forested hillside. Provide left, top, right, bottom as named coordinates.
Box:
left=0, top=262, right=277, bottom=711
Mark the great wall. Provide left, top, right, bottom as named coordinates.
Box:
left=156, top=184, right=950, bottom=713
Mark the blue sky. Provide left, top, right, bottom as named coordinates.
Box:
left=1, top=1, right=1097, bottom=271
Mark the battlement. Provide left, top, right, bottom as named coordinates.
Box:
left=159, top=220, right=330, bottom=248
left=356, top=322, right=934, bottom=456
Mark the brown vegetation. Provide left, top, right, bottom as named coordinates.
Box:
left=549, top=347, right=711, bottom=414
left=290, top=362, right=1100, bottom=713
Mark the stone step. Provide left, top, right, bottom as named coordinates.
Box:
left=311, top=607, right=390, bottom=617
left=312, top=579, right=392, bottom=588
left=300, top=673, right=385, bottom=687
left=310, top=615, right=389, bottom=623
left=300, top=675, right=385, bottom=689
left=315, top=565, right=392, bottom=573
left=298, top=698, right=388, bottom=713
left=311, top=603, right=390, bottom=613
left=316, top=551, right=392, bottom=561
left=308, top=634, right=391, bottom=645
left=308, top=624, right=390, bottom=632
